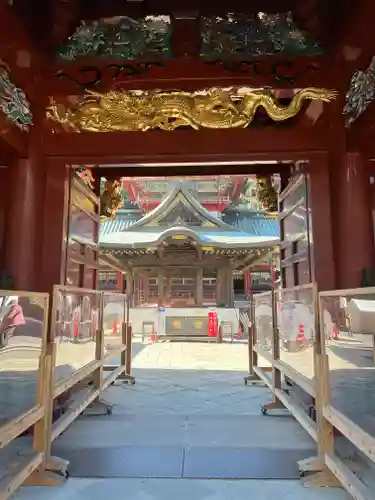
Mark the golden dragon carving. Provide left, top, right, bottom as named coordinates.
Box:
left=47, top=87, right=337, bottom=132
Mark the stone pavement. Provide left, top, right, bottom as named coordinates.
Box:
left=15, top=339, right=351, bottom=500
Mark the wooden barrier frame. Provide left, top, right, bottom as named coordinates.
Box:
left=101, top=291, right=127, bottom=390
left=244, top=293, right=270, bottom=386
left=0, top=285, right=134, bottom=498
left=245, top=283, right=375, bottom=494
left=250, top=291, right=274, bottom=386
left=0, top=290, right=51, bottom=500
left=245, top=283, right=339, bottom=485
left=319, top=286, right=375, bottom=500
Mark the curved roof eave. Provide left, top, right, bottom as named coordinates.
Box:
left=100, top=225, right=279, bottom=250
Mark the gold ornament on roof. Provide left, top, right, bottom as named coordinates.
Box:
left=256, top=176, right=278, bottom=212
left=100, top=180, right=123, bottom=220
left=47, top=87, right=337, bottom=132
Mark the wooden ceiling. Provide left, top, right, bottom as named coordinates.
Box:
left=13, top=0, right=351, bottom=55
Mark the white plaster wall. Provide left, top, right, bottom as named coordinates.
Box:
left=129, top=307, right=239, bottom=334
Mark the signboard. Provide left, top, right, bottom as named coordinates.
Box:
left=165, top=316, right=208, bottom=336
left=208, top=311, right=218, bottom=337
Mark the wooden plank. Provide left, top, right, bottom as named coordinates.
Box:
left=323, top=405, right=375, bottom=464
left=53, top=360, right=101, bottom=398
left=51, top=387, right=100, bottom=442
left=253, top=366, right=273, bottom=388
left=0, top=452, right=43, bottom=500
left=275, top=388, right=318, bottom=441
left=101, top=365, right=126, bottom=392
left=102, top=345, right=127, bottom=362
left=319, top=285, right=375, bottom=297
left=0, top=407, right=43, bottom=448
left=274, top=359, right=316, bottom=397
left=325, top=453, right=375, bottom=500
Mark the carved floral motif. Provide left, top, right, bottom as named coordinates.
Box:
left=0, top=62, right=33, bottom=130
left=57, top=16, right=172, bottom=60
left=200, top=12, right=322, bottom=58
left=343, top=56, right=375, bottom=126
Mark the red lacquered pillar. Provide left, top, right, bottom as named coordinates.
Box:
left=334, top=152, right=374, bottom=289
left=39, top=161, right=70, bottom=294
left=6, top=128, right=45, bottom=290
left=308, top=154, right=335, bottom=291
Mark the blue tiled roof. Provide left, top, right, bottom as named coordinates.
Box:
left=222, top=210, right=279, bottom=237
left=100, top=210, right=141, bottom=236
left=100, top=208, right=279, bottom=239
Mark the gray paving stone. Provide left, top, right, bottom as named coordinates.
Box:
left=13, top=339, right=351, bottom=500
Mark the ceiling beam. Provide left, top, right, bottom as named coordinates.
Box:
left=44, top=127, right=330, bottom=165
left=49, top=55, right=330, bottom=96
left=0, top=3, right=49, bottom=99
left=98, top=163, right=291, bottom=179
left=81, top=0, right=297, bottom=20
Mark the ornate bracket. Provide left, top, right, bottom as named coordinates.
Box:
left=343, top=56, right=375, bottom=126
left=0, top=61, right=33, bottom=130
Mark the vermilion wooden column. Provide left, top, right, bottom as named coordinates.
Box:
left=308, top=154, right=335, bottom=291
left=6, top=129, right=45, bottom=290
left=334, top=152, right=374, bottom=289
left=0, top=166, right=9, bottom=272
left=39, top=161, right=71, bottom=294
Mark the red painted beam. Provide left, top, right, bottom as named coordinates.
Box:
left=0, top=113, right=28, bottom=155
left=43, top=127, right=329, bottom=164
left=0, top=4, right=49, bottom=98
left=99, top=163, right=293, bottom=179
left=82, top=0, right=297, bottom=20
left=49, top=56, right=331, bottom=95
left=329, top=0, right=375, bottom=72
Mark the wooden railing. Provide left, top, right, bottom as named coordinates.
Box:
left=0, top=286, right=133, bottom=500
left=246, top=284, right=375, bottom=500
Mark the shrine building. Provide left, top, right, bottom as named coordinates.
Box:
left=98, top=177, right=279, bottom=307
left=1, top=1, right=375, bottom=499
left=1, top=1, right=374, bottom=294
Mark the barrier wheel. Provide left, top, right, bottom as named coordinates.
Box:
left=261, top=406, right=268, bottom=416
